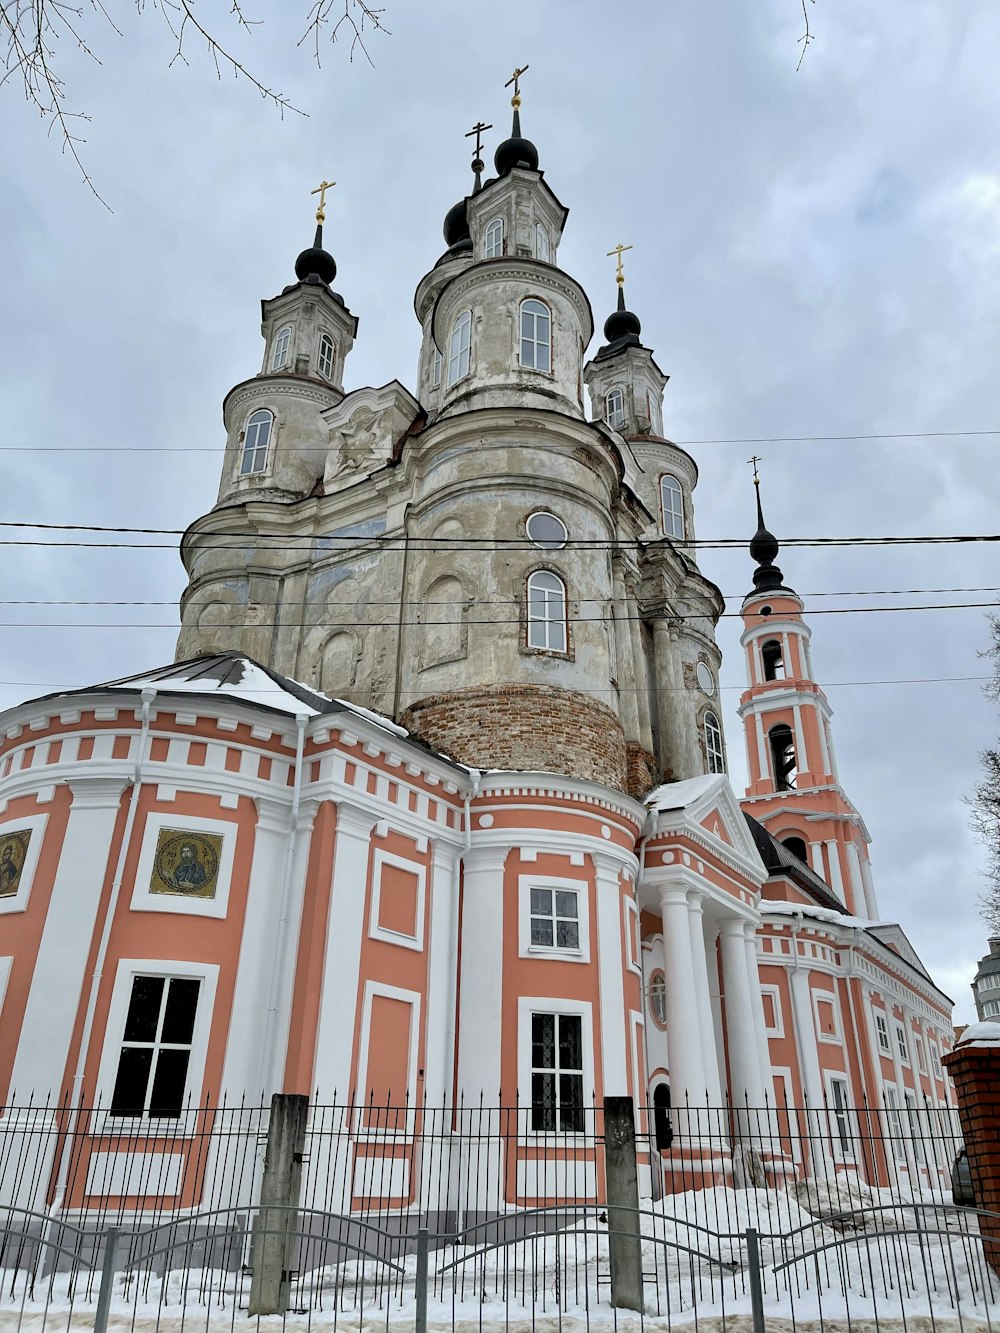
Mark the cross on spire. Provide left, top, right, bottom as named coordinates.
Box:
left=606, top=243, right=633, bottom=287
left=465, top=120, right=492, bottom=168
left=747, top=454, right=763, bottom=485
left=505, top=64, right=529, bottom=106
left=311, top=178, right=336, bottom=224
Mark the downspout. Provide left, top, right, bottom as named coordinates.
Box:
left=48, top=685, right=156, bottom=1220
left=449, top=768, right=480, bottom=1239
left=637, top=808, right=660, bottom=1191
left=258, top=712, right=309, bottom=1096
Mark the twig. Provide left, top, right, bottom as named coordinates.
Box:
left=796, top=0, right=815, bottom=71
left=299, top=0, right=389, bottom=69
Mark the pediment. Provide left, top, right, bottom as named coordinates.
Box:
left=647, top=774, right=767, bottom=886
left=321, top=381, right=421, bottom=487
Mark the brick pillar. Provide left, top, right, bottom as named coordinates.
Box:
left=943, top=1035, right=1000, bottom=1273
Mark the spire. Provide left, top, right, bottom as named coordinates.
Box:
left=295, top=178, right=338, bottom=286
left=495, top=64, right=539, bottom=175
left=465, top=119, right=492, bottom=195
left=597, top=245, right=642, bottom=354
left=747, top=460, right=791, bottom=595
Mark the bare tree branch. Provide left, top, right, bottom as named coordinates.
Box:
left=969, top=614, right=1000, bottom=934
left=298, top=0, right=388, bottom=70
left=796, top=0, right=815, bottom=71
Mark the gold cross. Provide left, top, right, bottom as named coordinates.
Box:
left=747, top=454, right=763, bottom=484
left=505, top=64, right=529, bottom=105
left=606, top=243, right=633, bottom=286
left=311, top=178, right=336, bottom=223
left=465, top=120, right=492, bottom=164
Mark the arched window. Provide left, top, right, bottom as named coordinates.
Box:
left=535, top=223, right=550, bottom=262
left=649, top=970, right=667, bottom=1029
left=660, top=474, right=685, bottom=539
left=317, top=333, right=335, bottom=380
left=653, top=1083, right=673, bottom=1151
left=782, top=836, right=808, bottom=863
left=448, top=310, right=472, bottom=385
left=769, top=723, right=797, bottom=791
left=485, top=217, right=505, bottom=259
left=519, top=298, right=551, bottom=372
left=705, top=711, right=725, bottom=774
left=762, top=638, right=785, bottom=681
left=606, top=388, right=625, bottom=430
left=527, top=570, right=567, bottom=652
left=270, top=325, right=292, bottom=372
left=240, top=409, right=273, bottom=476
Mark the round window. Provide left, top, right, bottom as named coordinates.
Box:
left=649, top=969, right=668, bottom=1029
left=526, top=511, right=567, bottom=549
left=696, top=662, right=715, bottom=695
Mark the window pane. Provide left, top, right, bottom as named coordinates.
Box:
left=559, top=1073, right=584, bottom=1131
left=123, top=976, right=164, bottom=1042
left=532, top=1014, right=556, bottom=1068
left=531, top=1073, right=556, bottom=1130
left=531, top=887, right=552, bottom=916
left=161, top=979, right=200, bottom=1045
left=526, top=512, right=567, bottom=549
left=554, top=891, right=577, bottom=920
left=558, top=1014, right=583, bottom=1071
left=110, top=1047, right=153, bottom=1116
left=149, top=1048, right=191, bottom=1118
left=555, top=919, right=579, bottom=949
left=531, top=917, right=554, bottom=947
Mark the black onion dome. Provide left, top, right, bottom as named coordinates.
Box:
left=295, top=223, right=337, bottom=286
left=749, top=485, right=791, bottom=595
left=603, top=287, right=641, bottom=344
left=494, top=106, right=539, bottom=175
left=443, top=198, right=471, bottom=248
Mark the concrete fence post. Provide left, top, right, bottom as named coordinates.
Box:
left=248, top=1093, right=310, bottom=1316
left=603, top=1095, right=644, bottom=1312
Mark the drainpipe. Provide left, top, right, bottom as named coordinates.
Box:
left=48, top=686, right=156, bottom=1222
left=258, top=712, right=309, bottom=1096
left=449, top=768, right=480, bottom=1239
left=637, top=808, right=660, bottom=1187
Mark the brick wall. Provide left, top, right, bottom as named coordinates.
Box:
left=401, top=685, right=629, bottom=793
left=943, top=1040, right=1000, bottom=1272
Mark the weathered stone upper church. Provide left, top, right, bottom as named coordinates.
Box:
left=0, top=88, right=956, bottom=1206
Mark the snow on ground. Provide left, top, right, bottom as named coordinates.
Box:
left=2, top=1187, right=999, bottom=1331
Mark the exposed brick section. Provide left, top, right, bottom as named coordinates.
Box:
left=943, top=1042, right=1000, bottom=1272
left=625, top=743, right=658, bottom=799
left=402, top=686, right=628, bottom=793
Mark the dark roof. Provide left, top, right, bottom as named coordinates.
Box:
left=976, top=954, right=1000, bottom=978
left=743, top=813, right=848, bottom=914
left=87, top=653, right=341, bottom=717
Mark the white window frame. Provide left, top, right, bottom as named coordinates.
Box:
left=368, top=847, right=427, bottom=951
left=884, top=1085, right=906, bottom=1160
left=704, top=711, right=725, bottom=774
left=825, top=1072, right=855, bottom=1161
left=624, top=896, right=641, bottom=975
left=519, top=298, right=551, bottom=373
left=518, top=875, right=590, bottom=962
left=448, top=310, right=472, bottom=385
left=760, top=984, right=784, bottom=1038
left=535, top=222, right=550, bottom=262
left=526, top=570, right=568, bottom=653
left=812, top=987, right=842, bottom=1044
left=129, top=812, right=237, bottom=921
left=606, top=388, right=625, bottom=430
left=648, top=968, right=667, bottom=1030
left=915, top=1035, right=927, bottom=1074
left=895, top=1023, right=910, bottom=1064
left=875, top=1011, right=891, bottom=1054
left=0, top=813, right=48, bottom=916
left=431, top=346, right=442, bottom=388
left=317, top=332, right=335, bottom=380
left=660, top=474, right=685, bottom=539
left=240, top=409, right=273, bottom=477
left=270, top=325, right=292, bottom=372
left=485, top=216, right=505, bottom=259
left=517, top=996, right=594, bottom=1141
left=94, top=958, right=218, bottom=1135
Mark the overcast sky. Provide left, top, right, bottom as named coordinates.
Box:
left=2, top=0, right=998, bottom=1020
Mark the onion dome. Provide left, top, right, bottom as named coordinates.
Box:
left=494, top=104, right=539, bottom=175
left=442, top=198, right=472, bottom=254
left=603, top=285, right=642, bottom=345
left=749, top=481, right=791, bottom=595
left=295, top=223, right=337, bottom=286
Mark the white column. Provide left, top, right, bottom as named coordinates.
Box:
left=10, top=778, right=127, bottom=1095
left=754, top=712, right=769, bottom=784
left=744, top=925, right=774, bottom=1103
left=687, top=893, right=723, bottom=1106
left=658, top=886, right=706, bottom=1116
left=844, top=840, right=867, bottom=919
left=808, top=840, right=824, bottom=876
left=312, top=803, right=378, bottom=1098
left=422, top=839, right=462, bottom=1103
left=595, top=855, right=629, bottom=1096
left=792, top=703, right=808, bottom=777
left=454, top=846, right=509, bottom=1101
left=824, top=839, right=846, bottom=902
left=860, top=853, right=879, bottom=919
left=816, top=704, right=832, bottom=777
left=824, top=720, right=840, bottom=781
left=719, top=919, right=766, bottom=1109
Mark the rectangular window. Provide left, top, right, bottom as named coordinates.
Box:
left=530, top=1012, right=584, bottom=1132
left=885, top=1087, right=906, bottom=1160
left=828, top=1077, right=853, bottom=1156
left=529, top=886, right=579, bottom=950
left=432, top=347, right=442, bottom=387
left=895, top=1024, right=909, bottom=1061
left=535, top=223, right=550, bottom=262
left=875, top=1012, right=890, bottom=1054
left=916, top=1039, right=927, bottom=1073
left=904, top=1091, right=925, bottom=1163
left=110, top=976, right=200, bottom=1117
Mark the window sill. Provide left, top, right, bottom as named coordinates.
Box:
left=520, top=643, right=574, bottom=663
left=524, top=945, right=586, bottom=964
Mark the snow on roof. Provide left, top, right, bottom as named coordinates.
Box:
left=760, top=900, right=872, bottom=929
left=957, top=1020, right=1000, bottom=1048
left=645, top=774, right=719, bottom=811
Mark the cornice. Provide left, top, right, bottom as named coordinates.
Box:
left=222, top=373, right=342, bottom=420
left=431, top=258, right=595, bottom=352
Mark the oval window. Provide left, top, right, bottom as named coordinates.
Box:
left=526, top=511, right=567, bottom=549
left=696, top=662, right=715, bottom=695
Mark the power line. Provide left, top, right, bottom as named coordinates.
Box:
left=3, top=428, right=999, bottom=452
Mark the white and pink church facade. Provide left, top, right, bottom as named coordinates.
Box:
left=0, top=98, right=955, bottom=1211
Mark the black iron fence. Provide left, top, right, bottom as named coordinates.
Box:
left=0, top=1090, right=990, bottom=1332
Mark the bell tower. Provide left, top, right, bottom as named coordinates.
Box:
left=738, top=471, right=879, bottom=918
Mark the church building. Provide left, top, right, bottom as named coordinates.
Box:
left=0, top=85, right=956, bottom=1209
